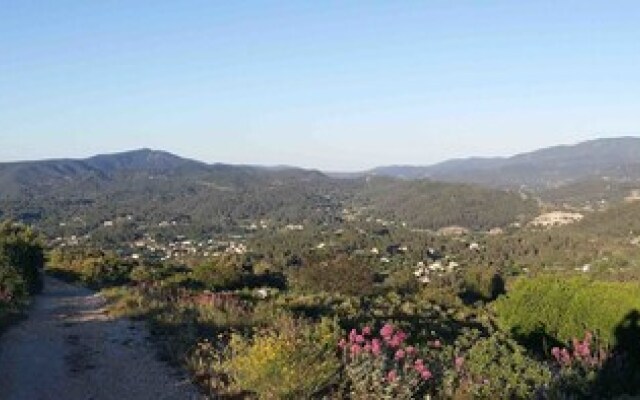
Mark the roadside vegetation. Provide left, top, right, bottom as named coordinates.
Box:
left=3, top=181, right=639, bottom=398
left=39, top=201, right=640, bottom=398
left=0, top=221, right=44, bottom=331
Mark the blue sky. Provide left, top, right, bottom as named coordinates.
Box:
left=1, top=1, right=639, bottom=170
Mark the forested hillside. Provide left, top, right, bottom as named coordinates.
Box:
left=369, top=137, right=640, bottom=190
left=353, top=177, right=536, bottom=230
left=0, top=150, right=536, bottom=238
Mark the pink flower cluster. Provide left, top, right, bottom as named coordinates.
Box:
left=551, top=331, right=608, bottom=369
left=339, top=323, right=433, bottom=382
left=414, top=358, right=433, bottom=380
left=551, top=347, right=572, bottom=366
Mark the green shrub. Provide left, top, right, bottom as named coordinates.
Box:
left=193, top=255, right=248, bottom=290
left=219, top=316, right=341, bottom=399
left=291, top=255, right=376, bottom=296
left=79, top=256, right=132, bottom=287
left=495, top=275, right=640, bottom=348
left=0, top=222, right=44, bottom=294
left=0, top=265, right=28, bottom=316
left=129, top=265, right=157, bottom=283
left=460, top=266, right=505, bottom=303
left=47, top=248, right=132, bottom=288
left=452, top=332, right=552, bottom=399
left=385, top=267, right=420, bottom=295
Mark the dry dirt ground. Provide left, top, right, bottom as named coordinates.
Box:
left=0, top=276, right=201, bottom=400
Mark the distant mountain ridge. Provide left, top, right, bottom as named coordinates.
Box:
left=367, top=137, right=640, bottom=189
left=2, top=137, right=637, bottom=237
left=0, top=148, right=536, bottom=236
left=0, top=149, right=328, bottom=199
left=84, top=148, right=206, bottom=172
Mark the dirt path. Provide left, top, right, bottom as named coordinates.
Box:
left=0, top=276, right=201, bottom=400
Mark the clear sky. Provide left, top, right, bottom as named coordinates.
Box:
left=1, top=1, right=639, bottom=170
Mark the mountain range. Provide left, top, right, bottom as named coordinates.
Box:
left=0, top=137, right=638, bottom=238
left=366, top=137, right=640, bottom=189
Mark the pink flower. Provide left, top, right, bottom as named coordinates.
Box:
left=380, top=323, right=394, bottom=339
left=349, top=329, right=358, bottom=343
left=574, top=342, right=590, bottom=358
left=371, top=339, right=382, bottom=356
left=338, top=339, right=347, bottom=349
left=350, top=344, right=362, bottom=357
left=421, top=369, right=433, bottom=381
left=387, top=370, right=398, bottom=383
left=355, top=335, right=365, bottom=344
left=405, top=346, right=416, bottom=355
left=414, top=359, right=425, bottom=373
left=387, top=336, right=401, bottom=348
left=387, top=331, right=407, bottom=348
left=395, top=349, right=406, bottom=360
left=364, top=343, right=372, bottom=353
left=431, top=339, right=442, bottom=348
left=362, top=326, right=372, bottom=336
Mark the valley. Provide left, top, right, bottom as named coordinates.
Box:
left=2, top=138, right=640, bottom=398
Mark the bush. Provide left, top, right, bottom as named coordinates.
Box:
left=0, top=266, right=28, bottom=316
left=459, top=266, right=505, bottom=303
left=547, top=330, right=640, bottom=398
left=220, top=316, right=341, bottom=399
left=291, top=255, right=376, bottom=296
left=79, top=256, right=132, bottom=287
left=340, top=323, right=436, bottom=399
left=193, top=255, right=248, bottom=290
left=385, top=267, right=420, bottom=295
left=0, top=222, right=44, bottom=294
left=494, top=275, right=640, bottom=349
left=47, top=248, right=132, bottom=288
left=450, top=332, right=552, bottom=399
left=129, top=265, right=157, bottom=283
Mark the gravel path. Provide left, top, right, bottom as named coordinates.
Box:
left=0, top=276, right=201, bottom=400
